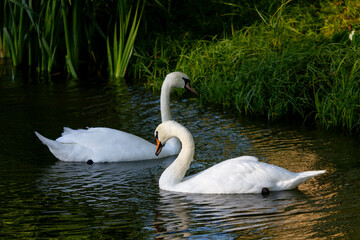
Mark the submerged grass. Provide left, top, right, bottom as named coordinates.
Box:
left=134, top=0, right=360, bottom=133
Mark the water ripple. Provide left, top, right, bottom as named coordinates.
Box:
left=1, top=74, right=360, bottom=239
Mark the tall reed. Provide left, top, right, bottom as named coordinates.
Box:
left=37, top=0, right=61, bottom=73
left=1, top=0, right=63, bottom=73
left=0, top=27, right=6, bottom=58
left=2, top=0, right=138, bottom=78
left=2, top=0, right=28, bottom=66
left=61, top=0, right=80, bottom=78
left=0, top=1, right=7, bottom=58
left=107, top=0, right=143, bottom=79
left=0, top=34, right=5, bottom=58
left=22, top=0, right=62, bottom=73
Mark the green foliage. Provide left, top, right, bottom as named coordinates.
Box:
left=24, top=0, right=62, bottom=72
left=0, top=0, right=143, bottom=79
left=0, top=0, right=359, bottom=132
left=2, top=0, right=27, bottom=66
left=314, top=43, right=360, bottom=132
left=134, top=0, right=360, bottom=133
left=107, top=0, right=144, bottom=79
left=0, top=2, right=8, bottom=58
left=60, top=0, right=80, bottom=78
left=319, top=0, right=360, bottom=38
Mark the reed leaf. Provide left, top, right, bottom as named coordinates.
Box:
left=61, top=0, right=78, bottom=78
left=108, top=0, right=144, bottom=79
left=0, top=34, right=6, bottom=58
left=66, top=54, right=77, bottom=78
left=2, top=27, right=17, bottom=65
left=113, top=24, right=118, bottom=72
left=106, top=36, right=113, bottom=75
left=2, top=0, right=27, bottom=66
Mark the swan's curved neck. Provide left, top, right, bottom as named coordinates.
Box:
left=159, top=128, right=194, bottom=189
left=160, top=79, right=173, bottom=122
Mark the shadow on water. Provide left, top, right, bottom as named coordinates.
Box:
left=1, top=62, right=360, bottom=239
left=154, top=190, right=314, bottom=239
left=1, top=156, right=175, bottom=239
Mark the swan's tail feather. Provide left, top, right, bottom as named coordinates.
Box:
left=35, top=131, right=60, bottom=149
left=35, top=131, right=69, bottom=161
left=61, top=127, right=77, bottom=136
left=35, top=131, right=92, bottom=162
left=297, top=170, right=326, bottom=179
left=279, top=170, right=326, bottom=190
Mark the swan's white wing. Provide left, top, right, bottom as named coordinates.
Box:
left=35, top=72, right=191, bottom=162
left=177, top=158, right=317, bottom=194
left=223, top=155, right=259, bottom=162
left=37, top=127, right=176, bottom=162
left=35, top=131, right=94, bottom=162
left=57, top=127, right=139, bottom=148
left=57, top=127, right=151, bottom=161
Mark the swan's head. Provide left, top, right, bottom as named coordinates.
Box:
left=155, top=131, right=164, bottom=156
left=165, top=72, right=197, bottom=95
left=154, top=120, right=191, bottom=156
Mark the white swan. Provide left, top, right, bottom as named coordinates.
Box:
left=35, top=72, right=197, bottom=163
left=154, top=121, right=326, bottom=194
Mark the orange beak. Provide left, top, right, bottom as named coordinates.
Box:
left=155, top=138, right=163, bottom=156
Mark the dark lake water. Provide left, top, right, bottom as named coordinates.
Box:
left=1, top=61, right=360, bottom=239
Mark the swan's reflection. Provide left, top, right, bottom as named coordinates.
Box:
left=36, top=156, right=176, bottom=205
left=154, top=190, right=308, bottom=239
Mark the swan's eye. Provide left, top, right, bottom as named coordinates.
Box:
left=182, top=77, right=190, bottom=87
left=155, top=131, right=165, bottom=147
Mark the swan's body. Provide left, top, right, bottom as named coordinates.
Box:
left=35, top=127, right=179, bottom=162
left=35, top=72, right=196, bottom=163
left=154, top=121, right=326, bottom=194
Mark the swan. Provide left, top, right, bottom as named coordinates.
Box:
left=154, top=121, right=326, bottom=194
left=35, top=72, right=197, bottom=163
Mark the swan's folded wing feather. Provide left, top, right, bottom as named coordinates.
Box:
left=55, top=127, right=174, bottom=161
left=179, top=159, right=296, bottom=194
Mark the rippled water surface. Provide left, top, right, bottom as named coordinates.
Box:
left=1, top=62, right=360, bottom=239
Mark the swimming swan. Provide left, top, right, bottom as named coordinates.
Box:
left=154, top=121, right=326, bottom=194
left=35, top=72, right=197, bottom=163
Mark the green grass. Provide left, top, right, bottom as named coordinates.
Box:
left=2, top=0, right=27, bottom=66
left=133, top=0, right=360, bottom=133
left=1, top=0, right=359, bottom=132
left=60, top=0, right=81, bottom=78
left=107, top=0, right=143, bottom=79
left=1, top=0, right=143, bottom=79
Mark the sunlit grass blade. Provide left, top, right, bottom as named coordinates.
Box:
left=106, top=36, right=113, bottom=76
left=2, top=27, right=17, bottom=65
left=65, top=54, right=77, bottom=78
left=60, top=0, right=78, bottom=78
left=2, top=0, right=27, bottom=66
left=107, top=0, right=144, bottom=79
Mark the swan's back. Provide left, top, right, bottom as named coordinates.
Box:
left=57, top=127, right=133, bottom=146
left=36, top=127, right=177, bottom=162
left=174, top=156, right=325, bottom=194
left=155, top=121, right=326, bottom=194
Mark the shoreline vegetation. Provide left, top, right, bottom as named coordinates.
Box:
left=1, top=0, right=359, bottom=133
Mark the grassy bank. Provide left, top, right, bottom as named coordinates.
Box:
left=133, top=0, right=360, bottom=133
left=1, top=0, right=359, bottom=133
